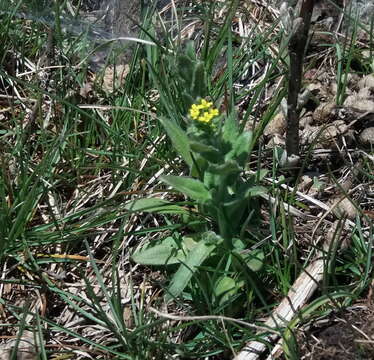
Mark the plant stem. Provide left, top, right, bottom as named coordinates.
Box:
left=286, top=0, right=315, bottom=156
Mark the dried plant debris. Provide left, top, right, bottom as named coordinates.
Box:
left=0, top=332, right=38, bottom=360
left=264, top=71, right=374, bottom=153
left=297, top=305, right=374, bottom=360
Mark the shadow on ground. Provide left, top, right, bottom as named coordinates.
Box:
left=297, top=302, right=374, bottom=359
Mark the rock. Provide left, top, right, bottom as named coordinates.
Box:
left=333, top=197, right=358, bottom=220
left=298, top=175, right=313, bottom=192
left=300, top=114, right=314, bottom=129
left=350, top=0, right=374, bottom=24
left=313, top=102, right=336, bottom=124
left=264, top=113, right=286, bottom=136
left=359, top=127, right=374, bottom=145
left=346, top=72, right=361, bottom=87
left=320, top=120, right=347, bottom=143
left=358, top=74, right=374, bottom=90
left=266, top=133, right=285, bottom=147
left=300, top=126, right=313, bottom=145
left=344, top=92, right=374, bottom=112
left=343, top=74, right=374, bottom=113
left=100, top=64, right=129, bottom=93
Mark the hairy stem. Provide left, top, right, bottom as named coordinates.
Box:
left=286, top=0, right=315, bottom=156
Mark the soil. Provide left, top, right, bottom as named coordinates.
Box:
left=297, top=303, right=374, bottom=359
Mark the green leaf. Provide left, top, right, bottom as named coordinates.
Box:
left=222, top=186, right=265, bottom=210
left=233, top=131, right=252, bottom=157
left=165, top=232, right=220, bottom=302
left=224, top=185, right=267, bottom=209
left=125, top=198, right=189, bottom=214
left=256, top=169, right=269, bottom=181
left=131, top=236, right=197, bottom=265
left=244, top=249, right=264, bottom=272
left=185, top=41, right=196, bottom=61
left=189, top=141, right=221, bottom=163
left=159, top=117, right=193, bottom=167
left=191, top=61, right=206, bottom=99
left=182, top=92, right=195, bottom=110
left=207, top=160, right=241, bottom=177
left=178, top=55, right=195, bottom=84
left=222, top=112, right=239, bottom=145
left=203, top=171, right=219, bottom=190
left=225, top=131, right=252, bottom=164
left=245, top=185, right=268, bottom=197
left=161, top=175, right=212, bottom=202
left=233, top=238, right=247, bottom=251
left=214, top=276, right=243, bottom=306
left=190, top=154, right=208, bottom=178
left=189, top=141, right=219, bottom=156
left=203, top=231, right=223, bottom=245
left=214, top=276, right=236, bottom=297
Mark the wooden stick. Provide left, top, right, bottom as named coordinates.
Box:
left=234, top=220, right=344, bottom=360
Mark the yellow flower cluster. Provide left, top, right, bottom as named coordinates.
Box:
left=189, top=99, right=219, bottom=124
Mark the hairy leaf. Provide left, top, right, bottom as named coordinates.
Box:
left=125, top=198, right=188, bottom=214
left=159, top=117, right=193, bottom=167
left=161, top=175, right=212, bottom=202
left=132, top=236, right=197, bottom=265
left=165, top=233, right=220, bottom=302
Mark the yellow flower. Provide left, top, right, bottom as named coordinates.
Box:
left=189, top=104, right=200, bottom=119
left=189, top=99, right=219, bottom=124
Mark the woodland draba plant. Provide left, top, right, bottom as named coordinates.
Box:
left=131, top=43, right=267, bottom=304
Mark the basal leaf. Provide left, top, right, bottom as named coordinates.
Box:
left=214, top=276, right=236, bottom=298
left=165, top=236, right=217, bottom=302
left=256, top=169, right=269, bottom=182
left=131, top=236, right=197, bottom=265
left=214, top=276, right=243, bottom=306
left=125, top=198, right=188, bottom=214
left=244, top=249, right=264, bottom=272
